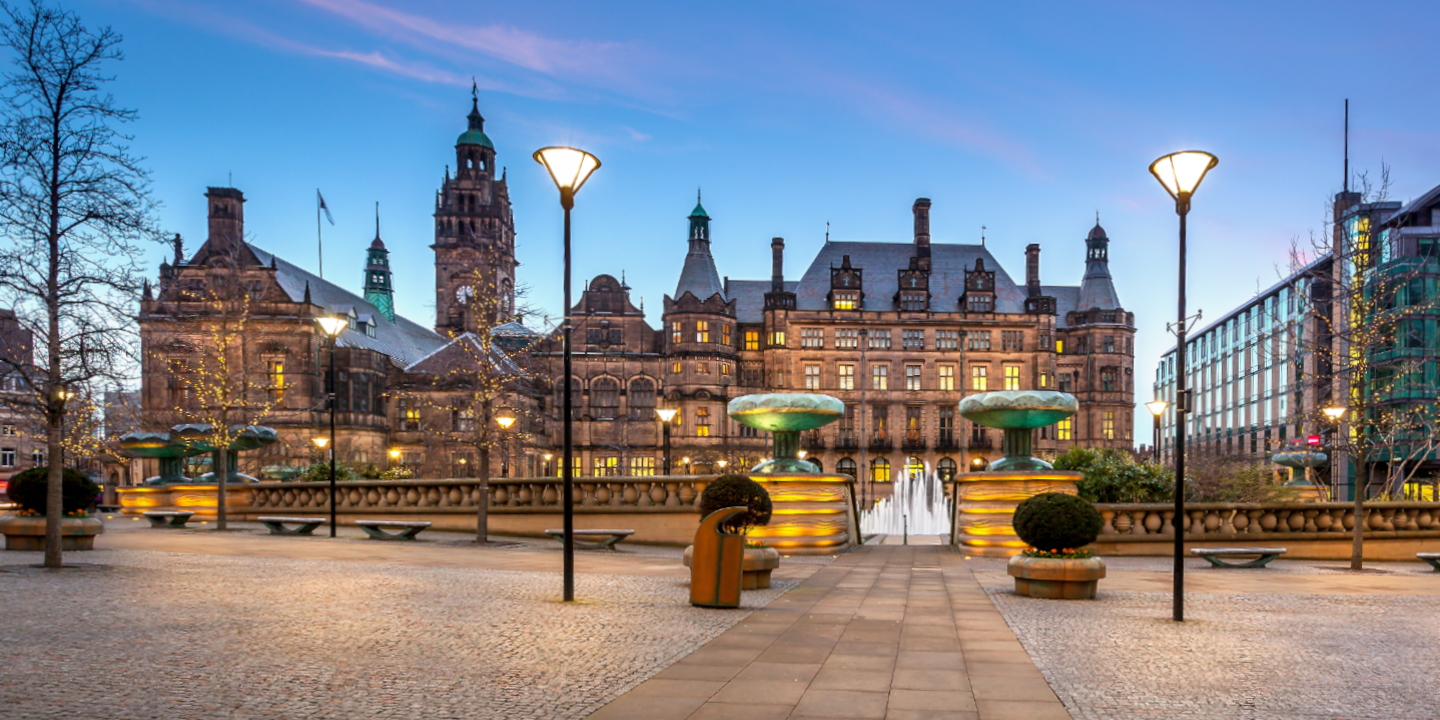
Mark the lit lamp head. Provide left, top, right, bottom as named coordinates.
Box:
left=717, top=460, right=728, bottom=469
left=543, top=452, right=554, bottom=462
left=533, top=147, right=600, bottom=208
left=798, top=450, right=808, bottom=459
left=495, top=408, right=517, bottom=430
left=312, top=437, right=328, bottom=449
left=315, top=314, right=348, bottom=339
left=1145, top=400, right=1169, bottom=418
left=681, top=456, right=691, bottom=466
left=388, top=448, right=401, bottom=459
left=1148, top=150, right=1218, bottom=212
left=970, top=457, right=985, bottom=469
left=1323, top=406, right=1347, bottom=422
left=654, top=407, right=679, bottom=423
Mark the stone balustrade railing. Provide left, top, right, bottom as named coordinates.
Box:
left=1095, top=502, right=1440, bottom=540
left=244, top=476, right=708, bottom=515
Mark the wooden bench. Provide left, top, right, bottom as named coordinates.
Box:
left=258, top=516, right=326, bottom=536
left=143, top=511, right=195, bottom=528
left=1418, top=553, right=1440, bottom=571
left=1191, top=547, right=1287, bottom=568
left=544, top=529, right=635, bottom=551
left=355, top=519, right=430, bottom=541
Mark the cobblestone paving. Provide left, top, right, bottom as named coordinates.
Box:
left=0, top=549, right=793, bottom=720
left=988, top=587, right=1440, bottom=720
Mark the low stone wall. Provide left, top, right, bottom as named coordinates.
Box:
left=118, top=475, right=860, bottom=552
left=1092, top=502, right=1440, bottom=560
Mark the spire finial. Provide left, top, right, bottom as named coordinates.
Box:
left=697, top=187, right=701, bottom=204
left=472, top=77, right=478, bottom=105
left=375, top=201, right=380, bottom=238
left=981, top=225, right=986, bottom=246
left=1096, top=210, right=1100, bottom=225
left=303, top=281, right=311, bottom=304
left=825, top=221, right=830, bottom=244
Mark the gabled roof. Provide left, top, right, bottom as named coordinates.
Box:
left=674, top=247, right=726, bottom=302
left=793, top=241, right=1030, bottom=313
left=246, top=244, right=446, bottom=368
left=404, top=331, right=524, bottom=377
left=727, top=279, right=798, bottom=323
left=1041, top=285, right=1081, bottom=327
left=1384, top=182, right=1440, bottom=228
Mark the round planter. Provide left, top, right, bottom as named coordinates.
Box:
left=1006, top=555, right=1105, bottom=599
left=0, top=515, right=104, bottom=551
left=684, top=545, right=781, bottom=590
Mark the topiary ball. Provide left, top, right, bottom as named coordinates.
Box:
left=1013, top=492, right=1102, bottom=553
left=7, top=466, right=100, bottom=515
left=697, top=473, right=772, bottom=534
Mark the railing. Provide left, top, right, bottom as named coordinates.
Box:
left=868, top=436, right=892, bottom=451
left=936, top=436, right=960, bottom=450
left=246, top=476, right=709, bottom=514
left=801, top=432, right=826, bottom=449
left=1095, top=502, right=1440, bottom=540
left=835, top=436, right=859, bottom=450
left=902, top=436, right=927, bottom=451
left=969, top=436, right=993, bottom=450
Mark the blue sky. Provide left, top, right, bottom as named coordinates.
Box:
left=81, top=0, right=1440, bottom=442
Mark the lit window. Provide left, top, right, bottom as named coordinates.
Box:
left=671, top=322, right=682, bottom=345
left=744, top=331, right=760, bottom=351
left=871, top=457, right=891, bottom=483
left=1056, top=340, right=1064, bottom=354
left=872, top=365, right=888, bottom=390
left=839, top=364, right=855, bottom=390
left=629, top=456, right=656, bottom=477
left=770, top=331, right=786, bottom=346
left=905, top=364, right=922, bottom=391
left=267, top=359, right=285, bottom=405
left=971, top=366, right=988, bottom=391
left=1040, top=372, right=1049, bottom=388
left=671, top=362, right=682, bottom=374
left=938, top=365, right=954, bottom=391
left=833, top=291, right=858, bottom=310
left=721, top=324, right=731, bottom=346
left=696, top=321, right=710, bottom=343
left=1102, top=411, right=1115, bottom=440
left=696, top=407, right=711, bottom=437
left=1057, top=418, right=1072, bottom=440
left=698, top=362, right=710, bottom=374
left=721, top=363, right=731, bottom=375
left=1004, top=366, right=1020, bottom=391
left=592, top=456, right=619, bottom=477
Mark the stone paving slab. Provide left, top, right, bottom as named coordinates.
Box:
left=585, top=545, right=1071, bottom=720
left=0, top=548, right=794, bottom=720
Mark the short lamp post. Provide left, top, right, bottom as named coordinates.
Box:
left=681, top=456, right=692, bottom=476
left=655, top=407, right=678, bottom=475
left=1322, top=405, right=1359, bottom=569
left=543, top=452, right=554, bottom=476
left=1145, top=400, right=1169, bottom=463
left=388, top=448, right=401, bottom=469
left=54, top=388, right=71, bottom=469
left=1149, top=149, right=1218, bottom=623
left=314, top=314, right=348, bottom=538
left=496, top=408, right=516, bottom=478
left=534, top=145, right=600, bottom=604
left=717, top=459, right=728, bottom=472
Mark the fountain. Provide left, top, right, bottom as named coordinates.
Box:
left=952, top=390, right=1084, bottom=557
left=859, top=461, right=953, bottom=538
left=726, top=393, right=859, bottom=554
left=117, top=424, right=278, bottom=517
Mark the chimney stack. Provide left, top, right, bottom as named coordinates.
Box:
left=206, top=187, right=246, bottom=251
left=912, top=198, right=931, bottom=249
left=1025, top=243, right=1041, bottom=297
left=771, top=237, right=785, bottom=292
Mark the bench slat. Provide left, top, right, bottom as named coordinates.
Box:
left=355, top=520, right=431, bottom=528
left=258, top=517, right=326, bottom=523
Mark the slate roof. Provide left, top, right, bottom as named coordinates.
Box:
left=674, top=245, right=727, bottom=302
left=1385, top=182, right=1440, bottom=227
left=247, top=244, right=447, bottom=368
left=725, top=279, right=798, bottom=323
left=1042, top=285, right=1081, bottom=328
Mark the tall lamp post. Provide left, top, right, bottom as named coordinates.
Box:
left=534, top=146, right=600, bottom=603
left=1145, top=400, right=1169, bottom=463
left=315, top=314, right=347, bottom=537
left=655, top=407, right=678, bottom=475
left=1149, top=150, right=1218, bottom=623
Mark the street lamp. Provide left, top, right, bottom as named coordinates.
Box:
left=681, top=456, right=691, bottom=476
left=54, top=388, right=71, bottom=469
left=1322, top=404, right=1361, bottom=569
left=1145, top=400, right=1169, bottom=463
left=534, top=145, right=600, bottom=604
left=1149, top=149, right=1218, bottom=623
left=495, top=408, right=516, bottom=478
left=717, top=459, right=728, bottom=471
left=315, top=314, right=347, bottom=538
left=655, top=407, right=678, bottom=475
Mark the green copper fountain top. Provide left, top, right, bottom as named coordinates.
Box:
left=958, top=390, right=1077, bottom=431
left=728, top=393, right=845, bottom=432
left=1272, top=450, right=1328, bottom=469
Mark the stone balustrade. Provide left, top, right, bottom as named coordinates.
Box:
left=243, top=477, right=709, bottom=514
left=1095, top=502, right=1440, bottom=540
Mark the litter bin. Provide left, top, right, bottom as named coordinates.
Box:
left=690, top=506, right=747, bottom=608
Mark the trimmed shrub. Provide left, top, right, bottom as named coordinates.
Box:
left=7, top=467, right=100, bottom=515
left=697, top=473, right=772, bottom=534
left=1013, top=492, right=1102, bottom=554
left=297, top=462, right=357, bottom=483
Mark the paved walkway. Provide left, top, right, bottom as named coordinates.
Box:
left=586, top=545, right=1069, bottom=720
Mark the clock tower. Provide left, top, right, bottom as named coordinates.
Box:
left=433, top=87, right=516, bottom=336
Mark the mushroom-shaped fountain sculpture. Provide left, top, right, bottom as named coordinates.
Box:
left=952, top=390, right=1086, bottom=557
left=727, top=392, right=845, bottom=475
left=169, top=424, right=278, bottom=483
left=116, top=431, right=199, bottom=486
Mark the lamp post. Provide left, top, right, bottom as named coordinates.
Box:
left=496, top=408, right=516, bottom=478
left=655, top=407, right=678, bottom=475
left=681, top=456, right=691, bottom=476
left=388, top=447, right=401, bottom=470
left=54, top=388, right=70, bottom=469
left=543, top=452, right=554, bottom=476
left=1322, top=405, right=1358, bottom=569
left=314, top=314, right=347, bottom=537
left=1145, top=400, right=1169, bottom=463
left=534, top=145, right=600, bottom=603
left=1149, top=149, right=1218, bottom=622
left=717, top=459, right=728, bottom=472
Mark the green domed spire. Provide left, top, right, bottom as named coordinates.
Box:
left=456, top=82, right=494, bottom=149
left=689, top=188, right=708, bottom=218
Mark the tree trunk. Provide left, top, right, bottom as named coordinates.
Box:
left=215, top=446, right=228, bottom=531
left=476, top=445, right=489, bottom=544
left=1350, top=458, right=1365, bottom=571
left=43, top=416, right=62, bottom=568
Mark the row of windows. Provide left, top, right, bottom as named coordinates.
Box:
left=803, top=362, right=1041, bottom=392
left=0, top=448, right=45, bottom=468
left=671, top=321, right=734, bottom=346
left=786, top=328, right=1022, bottom=351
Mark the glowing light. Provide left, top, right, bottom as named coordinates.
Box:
left=1148, top=150, right=1218, bottom=200
left=389, top=448, right=401, bottom=459
left=654, top=407, right=679, bottom=423
left=312, top=437, right=328, bottom=449
left=316, top=315, right=347, bottom=338
left=533, top=147, right=601, bottom=195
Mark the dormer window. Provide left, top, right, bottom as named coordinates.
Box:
left=967, top=295, right=992, bottom=313
left=901, top=292, right=927, bottom=312
left=833, top=291, right=859, bottom=310
left=365, top=323, right=376, bottom=338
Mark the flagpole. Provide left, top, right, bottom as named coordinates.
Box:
left=317, top=190, right=324, bottom=279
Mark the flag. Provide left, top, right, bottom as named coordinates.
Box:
left=317, top=189, right=334, bottom=225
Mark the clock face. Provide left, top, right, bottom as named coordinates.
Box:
left=455, top=285, right=474, bottom=303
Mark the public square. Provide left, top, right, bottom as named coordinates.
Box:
left=2, top=521, right=1436, bottom=720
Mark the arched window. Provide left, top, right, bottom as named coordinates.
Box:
left=591, top=378, right=618, bottom=419
left=937, top=458, right=957, bottom=482
left=837, top=458, right=857, bottom=479
left=809, top=457, right=823, bottom=473
left=871, top=457, right=891, bottom=483
left=628, top=378, right=655, bottom=418
left=557, top=377, right=583, bottom=419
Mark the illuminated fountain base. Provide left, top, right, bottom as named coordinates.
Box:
left=118, top=484, right=258, bottom=518
left=950, top=470, right=1082, bottom=557
left=745, top=472, right=859, bottom=555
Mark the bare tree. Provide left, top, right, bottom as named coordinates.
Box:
left=1282, top=165, right=1440, bottom=569
left=0, top=1, right=154, bottom=568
